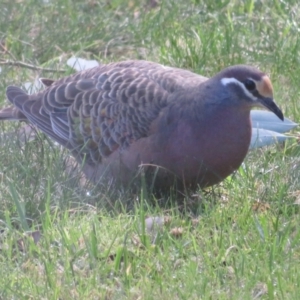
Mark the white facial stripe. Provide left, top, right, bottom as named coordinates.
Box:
left=220, top=77, right=257, bottom=101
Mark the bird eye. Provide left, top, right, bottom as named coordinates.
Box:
left=243, top=79, right=256, bottom=91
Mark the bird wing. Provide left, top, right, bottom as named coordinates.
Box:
left=4, top=60, right=207, bottom=164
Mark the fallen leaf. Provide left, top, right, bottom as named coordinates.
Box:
left=252, top=201, right=270, bottom=212
left=252, top=282, right=268, bottom=299
left=170, top=227, right=183, bottom=237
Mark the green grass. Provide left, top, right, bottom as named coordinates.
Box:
left=0, top=0, right=300, bottom=298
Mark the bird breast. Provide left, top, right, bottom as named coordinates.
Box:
left=106, top=103, right=252, bottom=188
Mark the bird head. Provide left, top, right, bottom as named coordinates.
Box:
left=217, top=65, right=284, bottom=121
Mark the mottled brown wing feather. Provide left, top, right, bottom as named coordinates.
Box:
left=5, top=60, right=207, bottom=164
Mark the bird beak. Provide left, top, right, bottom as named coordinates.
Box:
left=258, top=97, right=284, bottom=121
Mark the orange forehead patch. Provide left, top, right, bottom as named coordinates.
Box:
left=256, top=75, right=273, bottom=98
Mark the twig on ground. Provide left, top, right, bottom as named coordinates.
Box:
left=0, top=59, right=66, bottom=73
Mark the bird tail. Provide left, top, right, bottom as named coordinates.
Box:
left=0, top=106, right=24, bottom=120
left=0, top=86, right=28, bottom=121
